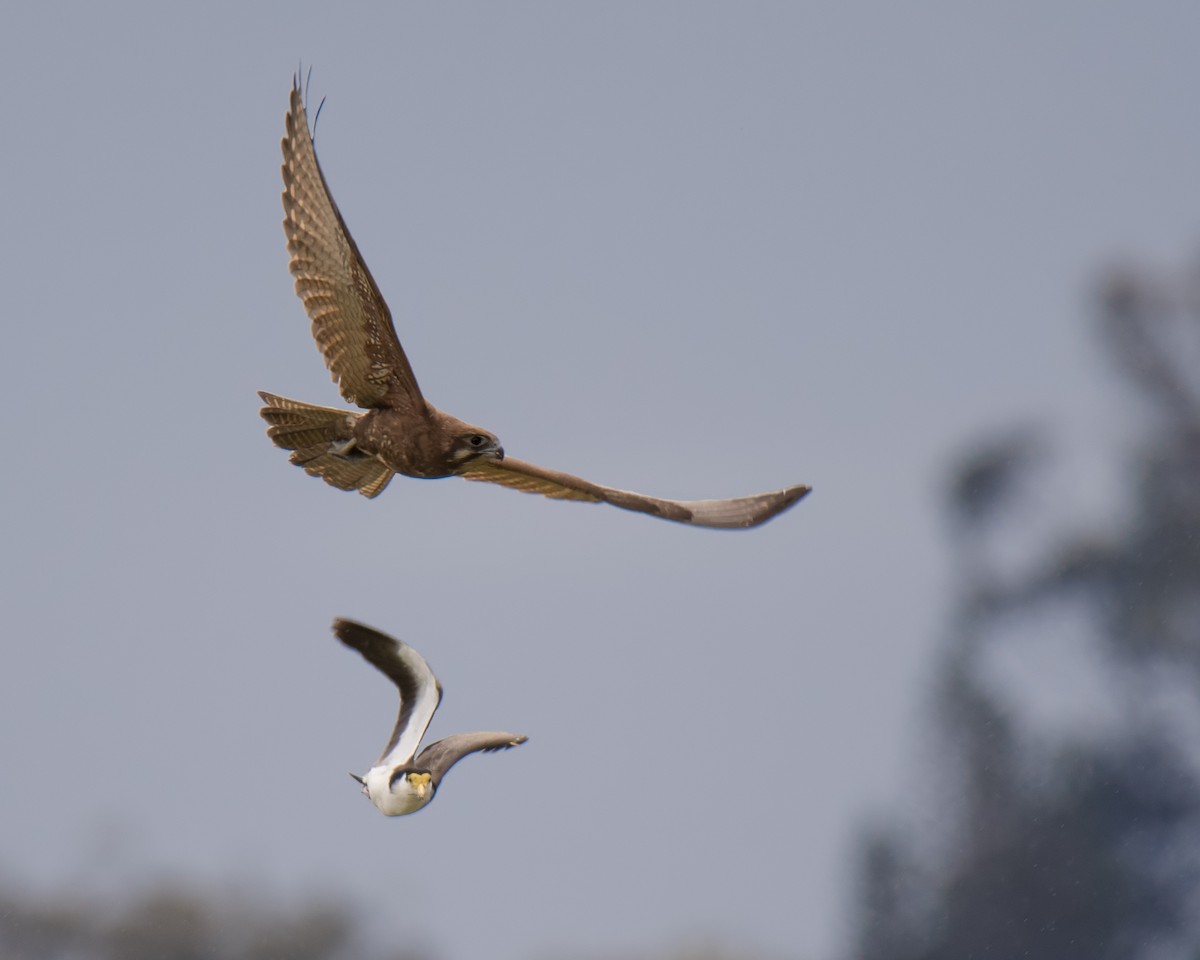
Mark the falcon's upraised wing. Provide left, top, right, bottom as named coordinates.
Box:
left=282, top=80, right=424, bottom=412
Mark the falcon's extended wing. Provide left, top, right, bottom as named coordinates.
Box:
left=458, top=456, right=810, bottom=529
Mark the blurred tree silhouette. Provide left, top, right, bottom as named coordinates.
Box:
left=0, top=876, right=778, bottom=960
left=0, top=880, right=428, bottom=960
left=852, top=256, right=1200, bottom=959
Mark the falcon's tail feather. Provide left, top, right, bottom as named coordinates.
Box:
left=258, top=391, right=358, bottom=449
left=257, top=391, right=395, bottom=498
left=290, top=447, right=395, bottom=498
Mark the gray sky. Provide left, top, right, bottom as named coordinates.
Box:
left=2, top=3, right=1198, bottom=959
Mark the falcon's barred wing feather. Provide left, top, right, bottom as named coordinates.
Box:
left=333, top=619, right=442, bottom=767
left=416, top=732, right=529, bottom=787
left=458, top=457, right=603, bottom=502
left=282, top=80, right=422, bottom=410
left=458, top=456, right=810, bottom=529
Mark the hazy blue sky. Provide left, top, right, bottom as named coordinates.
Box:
left=3, top=3, right=1199, bottom=959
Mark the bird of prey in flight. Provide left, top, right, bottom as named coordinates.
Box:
left=259, top=78, right=810, bottom=528
left=333, top=618, right=527, bottom=816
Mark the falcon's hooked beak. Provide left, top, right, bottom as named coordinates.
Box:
left=455, top=437, right=504, bottom=464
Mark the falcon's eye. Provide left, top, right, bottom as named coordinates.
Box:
left=469, top=435, right=487, bottom=448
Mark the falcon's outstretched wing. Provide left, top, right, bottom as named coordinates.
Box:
left=458, top=456, right=810, bottom=529
left=282, top=80, right=423, bottom=411
left=416, top=733, right=529, bottom=787
left=333, top=619, right=442, bottom=767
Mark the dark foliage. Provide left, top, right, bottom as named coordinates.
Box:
left=853, top=256, right=1200, bottom=960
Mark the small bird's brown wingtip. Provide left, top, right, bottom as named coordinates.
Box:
left=332, top=618, right=399, bottom=654
left=331, top=617, right=358, bottom=637
left=485, top=735, right=529, bottom=752
left=331, top=617, right=368, bottom=646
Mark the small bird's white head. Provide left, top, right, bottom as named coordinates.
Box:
left=360, top=766, right=436, bottom=816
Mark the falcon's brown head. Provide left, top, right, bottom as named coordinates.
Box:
left=449, top=428, right=504, bottom=466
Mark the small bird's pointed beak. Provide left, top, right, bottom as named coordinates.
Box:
left=408, top=772, right=433, bottom=799
left=349, top=772, right=365, bottom=785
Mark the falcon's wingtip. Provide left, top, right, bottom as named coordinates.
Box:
left=736, top=482, right=812, bottom=529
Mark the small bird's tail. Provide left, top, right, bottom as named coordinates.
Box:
left=257, top=391, right=395, bottom=498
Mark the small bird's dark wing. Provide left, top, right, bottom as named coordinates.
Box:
left=333, top=619, right=442, bottom=767
left=457, top=456, right=810, bottom=529
left=282, top=80, right=424, bottom=411
left=416, top=732, right=529, bottom=787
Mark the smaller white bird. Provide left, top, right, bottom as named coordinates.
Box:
left=334, top=618, right=528, bottom=816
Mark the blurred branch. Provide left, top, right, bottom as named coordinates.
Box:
left=1100, top=264, right=1200, bottom=440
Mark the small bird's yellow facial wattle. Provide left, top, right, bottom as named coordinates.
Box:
left=408, top=772, right=432, bottom=798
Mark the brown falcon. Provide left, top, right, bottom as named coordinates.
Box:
left=259, top=79, right=811, bottom=528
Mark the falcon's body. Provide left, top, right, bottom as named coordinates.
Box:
left=334, top=618, right=527, bottom=817
left=353, top=405, right=498, bottom=480
left=260, top=78, right=810, bottom=528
